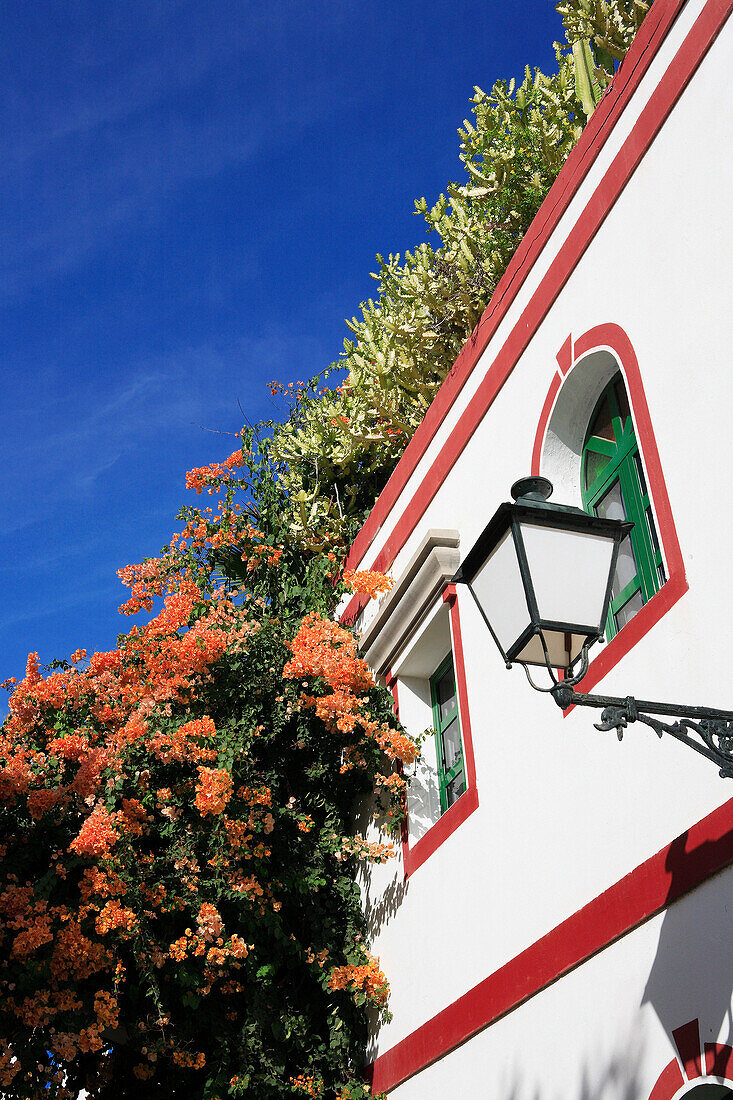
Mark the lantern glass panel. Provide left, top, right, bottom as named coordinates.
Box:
left=469, top=528, right=531, bottom=657
left=518, top=521, right=617, bottom=633
left=514, top=630, right=588, bottom=668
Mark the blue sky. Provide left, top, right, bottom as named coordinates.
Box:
left=0, top=0, right=564, bottom=685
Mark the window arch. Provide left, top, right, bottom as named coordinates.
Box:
left=581, top=371, right=666, bottom=639
left=532, top=324, right=687, bottom=695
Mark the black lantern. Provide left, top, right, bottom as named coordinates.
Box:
left=454, top=476, right=632, bottom=674
left=454, top=477, right=733, bottom=778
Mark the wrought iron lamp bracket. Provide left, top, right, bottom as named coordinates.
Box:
left=548, top=679, right=733, bottom=779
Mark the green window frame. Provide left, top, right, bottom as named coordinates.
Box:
left=430, top=654, right=467, bottom=815
left=581, top=372, right=666, bottom=640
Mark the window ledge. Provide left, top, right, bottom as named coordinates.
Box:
left=358, top=529, right=460, bottom=675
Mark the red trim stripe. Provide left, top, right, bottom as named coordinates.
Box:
left=672, top=1019, right=704, bottom=1081
left=649, top=1060, right=684, bottom=1100
left=345, top=0, right=688, bottom=576
left=706, top=1043, right=733, bottom=1081
left=369, top=797, right=733, bottom=1094
left=530, top=369, right=561, bottom=476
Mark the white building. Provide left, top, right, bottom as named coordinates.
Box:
left=340, top=0, right=733, bottom=1095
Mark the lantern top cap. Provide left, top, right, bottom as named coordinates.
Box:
left=511, top=476, right=553, bottom=503
left=508, top=476, right=590, bottom=521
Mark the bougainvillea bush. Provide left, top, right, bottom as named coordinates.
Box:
left=0, top=441, right=416, bottom=1100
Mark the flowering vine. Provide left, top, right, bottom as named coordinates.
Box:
left=0, top=437, right=413, bottom=1099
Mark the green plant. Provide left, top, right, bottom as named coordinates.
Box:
left=269, top=0, right=651, bottom=550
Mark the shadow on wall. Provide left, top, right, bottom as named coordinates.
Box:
left=642, top=829, right=733, bottom=1053
left=353, top=794, right=410, bottom=941
left=405, top=756, right=440, bottom=843
left=500, top=1027, right=646, bottom=1100
left=362, top=870, right=409, bottom=940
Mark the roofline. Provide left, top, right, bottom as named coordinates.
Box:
left=341, top=0, right=688, bottom=625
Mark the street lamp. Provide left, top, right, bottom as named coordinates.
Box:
left=454, top=477, right=733, bottom=778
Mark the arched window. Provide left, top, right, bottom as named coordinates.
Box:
left=581, top=371, right=666, bottom=639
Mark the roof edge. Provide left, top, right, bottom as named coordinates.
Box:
left=344, top=0, right=687, bottom=579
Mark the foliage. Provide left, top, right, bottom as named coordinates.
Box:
left=0, top=1, right=654, bottom=1096
left=557, top=0, right=650, bottom=55
left=0, top=442, right=415, bottom=1100
left=269, top=0, right=651, bottom=549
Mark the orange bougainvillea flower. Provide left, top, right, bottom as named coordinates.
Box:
left=327, top=953, right=389, bottom=1008
left=194, top=767, right=233, bottom=816
left=341, top=569, right=393, bottom=600
left=283, top=614, right=373, bottom=694
left=69, top=804, right=120, bottom=858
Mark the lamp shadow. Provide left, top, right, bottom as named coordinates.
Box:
left=642, top=826, right=733, bottom=1052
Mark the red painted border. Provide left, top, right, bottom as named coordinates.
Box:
left=343, top=0, right=689, bottom=581
left=649, top=1060, right=685, bottom=1100
left=646, top=1024, right=733, bottom=1098
left=672, top=1019, right=704, bottom=1081
left=531, top=370, right=562, bottom=475
left=401, top=586, right=479, bottom=878
left=341, top=0, right=728, bottom=638
left=369, top=797, right=733, bottom=1094
left=647, top=1056, right=682, bottom=1100
left=706, top=1043, right=733, bottom=1081
left=530, top=323, right=688, bottom=697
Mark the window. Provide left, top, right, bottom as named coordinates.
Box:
left=581, top=372, right=666, bottom=639
left=391, top=590, right=478, bottom=877
left=429, top=654, right=467, bottom=814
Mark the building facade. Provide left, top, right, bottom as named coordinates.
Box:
left=339, top=1, right=733, bottom=1095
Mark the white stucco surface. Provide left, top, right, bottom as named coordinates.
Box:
left=350, top=2, right=733, bottom=1093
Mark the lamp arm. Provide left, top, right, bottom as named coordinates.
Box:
left=550, top=685, right=733, bottom=779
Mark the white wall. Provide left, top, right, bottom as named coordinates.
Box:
left=354, top=1, right=733, bottom=1092
left=389, top=867, right=733, bottom=1099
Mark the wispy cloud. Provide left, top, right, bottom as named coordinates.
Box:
left=0, top=1, right=366, bottom=298
left=0, top=579, right=120, bottom=635
left=0, top=325, right=325, bottom=540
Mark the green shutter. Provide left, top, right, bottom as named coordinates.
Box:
left=430, top=655, right=467, bottom=815
left=581, top=373, right=666, bottom=639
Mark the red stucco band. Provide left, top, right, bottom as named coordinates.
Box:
left=706, top=1044, right=733, bottom=1081
left=672, top=1019, right=705, bottom=1081
left=341, top=0, right=690, bottom=601
left=341, top=0, right=727, bottom=629
left=647, top=1025, right=733, bottom=1099
left=369, top=797, right=733, bottom=1094
left=648, top=1059, right=685, bottom=1100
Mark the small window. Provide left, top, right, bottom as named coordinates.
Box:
left=430, top=655, right=466, bottom=813
left=582, top=372, right=666, bottom=639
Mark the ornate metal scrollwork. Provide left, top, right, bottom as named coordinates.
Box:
left=518, top=639, right=733, bottom=779
left=591, top=701, right=733, bottom=779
